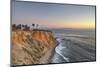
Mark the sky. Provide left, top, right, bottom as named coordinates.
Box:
left=12, top=0, right=95, bottom=29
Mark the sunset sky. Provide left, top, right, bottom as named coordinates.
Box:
left=12, top=1, right=95, bottom=29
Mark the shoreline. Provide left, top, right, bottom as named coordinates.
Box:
left=39, top=40, right=58, bottom=64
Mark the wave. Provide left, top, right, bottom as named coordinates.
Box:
left=55, top=33, right=89, bottom=38
left=55, top=45, right=70, bottom=62
left=52, top=33, right=96, bottom=63
left=52, top=38, right=70, bottom=63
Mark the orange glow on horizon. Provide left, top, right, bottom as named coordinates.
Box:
left=50, top=22, right=95, bottom=29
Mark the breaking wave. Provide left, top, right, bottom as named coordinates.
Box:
left=52, top=37, right=70, bottom=63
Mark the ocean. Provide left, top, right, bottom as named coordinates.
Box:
left=51, top=29, right=96, bottom=63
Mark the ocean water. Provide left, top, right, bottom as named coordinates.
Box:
left=51, top=29, right=96, bottom=63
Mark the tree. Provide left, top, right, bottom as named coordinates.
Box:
left=32, top=24, right=35, bottom=30
left=22, top=24, right=24, bottom=27
left=17, top=24, right=21, bottom=30
left=12, top=24, right=16, bottom=31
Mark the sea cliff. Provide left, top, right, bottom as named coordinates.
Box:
left=12, top=30, right=57, bottom=65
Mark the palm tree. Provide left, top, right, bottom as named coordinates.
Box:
left=32, top=24, right=35, bottom=30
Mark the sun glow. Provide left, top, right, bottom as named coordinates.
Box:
left=51, top=22, right=95, bottom=29
left=64, top=22, right=95, bottom=29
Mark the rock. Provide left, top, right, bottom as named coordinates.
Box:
left=11, top=30, right=57, bottom=65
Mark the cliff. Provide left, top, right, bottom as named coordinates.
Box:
left=12, top=30, right=57, bottom=65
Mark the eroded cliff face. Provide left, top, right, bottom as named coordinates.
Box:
left=12, top=30, right=57, bottom=65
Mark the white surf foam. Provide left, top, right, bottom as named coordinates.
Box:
left=54, top=38, right=70, bottom=62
